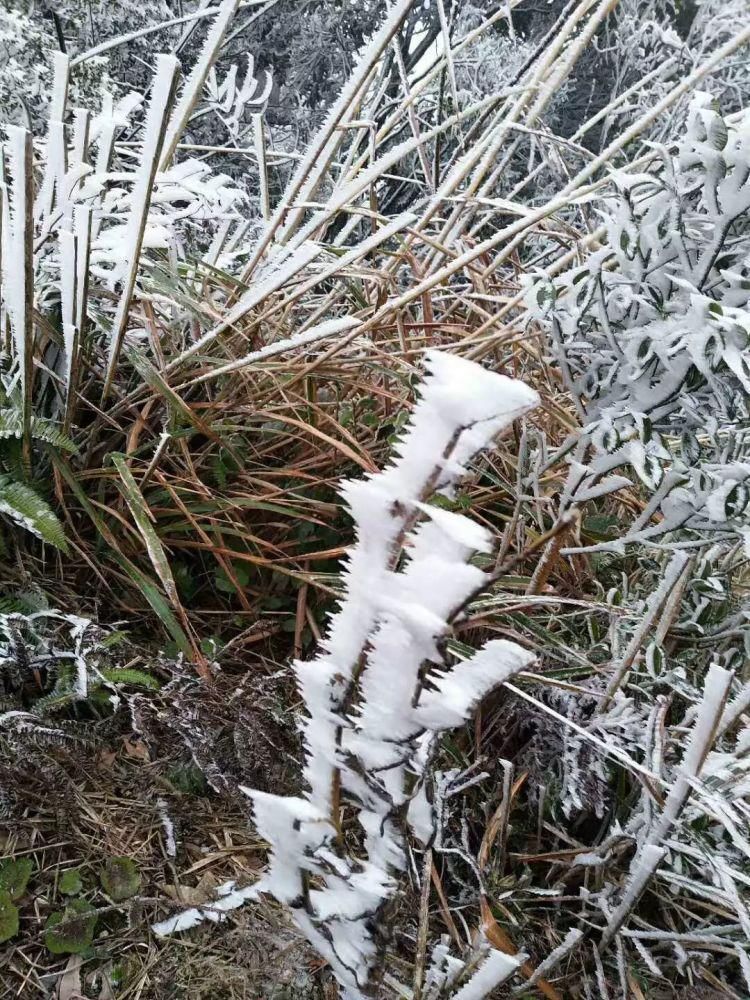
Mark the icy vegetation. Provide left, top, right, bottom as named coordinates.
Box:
left=0, top=0, right=749, bottom=997
left=244, top=352, right=538, bottom=997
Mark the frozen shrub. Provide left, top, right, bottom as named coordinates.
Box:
left=530, top=94, right=750, bottom=549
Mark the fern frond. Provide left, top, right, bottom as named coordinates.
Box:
left=98, top=667, right=160, bottom=690
left=0, top=478, right=68, bottom=551
left=0, top=410, right=76, bottom=452
left=0, top=410, right=22, bottom=439
left=32, top=661, right=76, bottom=715
left=32, top=687, right=77, bottom=715
left=29, top=418, right=77, bottom=453
left=0, top=594, right=36, bottom=615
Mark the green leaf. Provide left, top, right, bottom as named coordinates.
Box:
left=49, top=456, right=193, bottom=658
left=30, top=417, right=77, bottom=453
left=0, top=890, right=19, bottom=943
left=116, top=558, right=193, bottom=658
left=99, top=667, right=160, bottom=690
left=646, top=643, right=665, bottom=675
left=165, top=764, right=209, bottom=796
left=535, top=282, right=556, bottom=311
left=59, top=869, right=83, bottom=896
left=582, top=515, right=620, bottom=541
left=0, top=477, right=68, bottom=551
left=0, top=408, right=22, bottom=438
left=99, top=630, right=129, bottom=649
left=111, top=454, right=179, bottom=605
left=100, top=857, right=141, bottom=902
left=44, top=899, right=97, bottom=954
left=707, top=115, right=728, bottom=150
left=0, top=857, right=33, bottom=900
left=215, top=563, right=250, bottom=594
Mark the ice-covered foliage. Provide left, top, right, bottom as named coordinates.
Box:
left=0, top=4, right=56, bottom=127
left=154, top=351, right=540, bottom=996
left=600, top=0, right=750, bottom=148
left=530, top=94, right=750, bottom=549
left=514, top=88, right=750, bottom=992
left=1, top=0, right=750, bottom=994
left=0, top=602, right=156, bottom=716
left=597, top=0, right=684, bottom=148
left=0, top=48, right=244, bottom=434
left=0, top=595, right=159, bottom=819
left=242, top=351, right=539, bottom=997
left=0, top=0, right=151, bottom=129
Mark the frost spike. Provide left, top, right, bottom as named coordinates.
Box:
left=5, top=128, right=34, bottom=468
left=159, top=0, right=241, bottom=171
left=102, top=55, right=180, bottom=399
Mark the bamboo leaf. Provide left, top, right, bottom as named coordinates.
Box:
left=103, top=55, right=180, bottom=397
left=111, top=452, right=180, bottom=606
left=160, top=0, right=241, bottom=170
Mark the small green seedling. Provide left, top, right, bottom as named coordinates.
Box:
left=166, top=763, right=209, bottom=795
left=0, top=857, right=33, bottom=901
left=59, top=868, right=83, bottom=896
left=44, top=899, right=97, bottom=954
left=100, top=857, right=141, bottom=902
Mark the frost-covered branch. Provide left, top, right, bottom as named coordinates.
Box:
left=242, top=351, right=539, bottom=997
left=155, top=351, right=539, bottom=996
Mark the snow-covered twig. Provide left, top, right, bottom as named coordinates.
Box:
left=156, top=351, right=539, bottom=997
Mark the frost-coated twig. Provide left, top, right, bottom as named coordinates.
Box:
left=230, top=352, right=539, bottom=997
left=599, top=665, right=734, bottom=951
left=160, top=0, right=241, bottom=170
left=514, top=928, right=584, bottom=993
left=451, top=948, right=525, bottom=1000
left=599, top=845, right=666, bottom=950
left=598, top=551, right=690, bottom=709
left=4, top=127, right=34, bottom=465
left=650, top=663, right=734, bottom=846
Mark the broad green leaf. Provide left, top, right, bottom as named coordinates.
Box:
left=100, top=857, right=141, bottom=902
left=59, top=869, right=83, bottom=896
left=0, top=890, right=19, bottom=943
left=0, top=858, right=33, bottom=901
left=44, top=899, right=97, bottom=954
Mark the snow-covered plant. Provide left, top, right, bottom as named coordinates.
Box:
left=154, top=351, right=541, bottom=996
left=530, top=93, right=750, bottom=549
left=0, top=602, right=157, bottom=717
left=0, top=0, right=118, bottom=129
left=597, top=0, right=685, bottom=148
left=597, top=0, right=750, bottom=150
left=0, top=3, right=55, bottom=126
left=0, top=597, right=158, bottom=819
left=0, top=44, right=243, bottom=444
left=511, top=89, right=750, bottom=991
left=203, top=55, right=273, bottom=143
left=679, top=0, right=750, bottom=117
left=240, top=352, right=539, bottom=997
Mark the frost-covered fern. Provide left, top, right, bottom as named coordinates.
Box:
left=0, top=603, right=157, bottom=717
